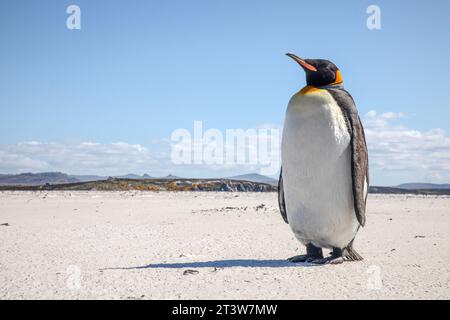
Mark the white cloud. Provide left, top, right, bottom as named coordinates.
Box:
left=363, top=111, right=450, bottom=184
left=0, top=141, right=163, bottom=176
left=380, top=111, right=403, bottom=120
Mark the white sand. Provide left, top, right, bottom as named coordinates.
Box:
left=0, top=191, right=449, bottom=300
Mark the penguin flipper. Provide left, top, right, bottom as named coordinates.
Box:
left=349, top=112, right=369, bottom=227
left=278, top=168, right=288, bottom=224
left=326, top=88, right=369, bottom=227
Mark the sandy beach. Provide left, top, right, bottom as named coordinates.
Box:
left=0, top=191, right=449, bottom=300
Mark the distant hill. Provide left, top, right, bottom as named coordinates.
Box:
left=396, top=183, right=450, bottom=190
left=0, top=172, right=156, bottom=186
left=228, top=173, right=278, bottom=186
left=69, top=175, right=106, bottom=182
left=115, top=174, right=153, bottom=179
left=160, top=174, right=181, bottom=179
left=0, top=172, right=78, bottom=186
left=369, top=186, right=450, bottom=196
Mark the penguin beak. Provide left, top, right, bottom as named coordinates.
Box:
left=286, top=53, right=317, bottom=72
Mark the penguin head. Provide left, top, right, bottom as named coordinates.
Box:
left=286, top=53, right=343, bottom=87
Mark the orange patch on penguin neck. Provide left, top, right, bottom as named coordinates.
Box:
left=332, top=70, right=343, bottom=85
left=300, top=86, right=321, bottom=95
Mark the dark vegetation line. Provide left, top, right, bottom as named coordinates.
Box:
left=0, top=178, right=450, bottom=195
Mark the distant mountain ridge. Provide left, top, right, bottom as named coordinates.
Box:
left=159, top=174, right=181, bottom=180
left=115, top=174, right=153, bottom=180
left=0, top=172, right=78, bottom=186
left=396, top=183, right=450, bottom=190
left=0, top=172, right=152, bottom=186
left=228, top=173, right=278, bottom=186
left=0, top=172, right=277, bottom=186
left=68, top=174, right=106, bottom=182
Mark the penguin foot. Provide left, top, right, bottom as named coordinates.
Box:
left=311, top=256, right=344, bottom=265
left=311, top=247, right=344, bottom=265
left=287, top=255, right=320, bottom=263
left=288, top=243, right=324, bottom=263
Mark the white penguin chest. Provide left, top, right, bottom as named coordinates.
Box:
left=281, top=89, right=359, bottom=249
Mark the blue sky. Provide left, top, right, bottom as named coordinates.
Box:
left=1, top=0, right=450, bottom=185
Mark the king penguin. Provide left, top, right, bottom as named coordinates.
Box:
left=278, top=53, right=369, bottom=264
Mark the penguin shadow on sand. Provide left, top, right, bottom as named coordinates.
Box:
left=102, top=259, right=321, bottom=271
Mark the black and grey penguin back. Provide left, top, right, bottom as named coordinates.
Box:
left=325, top=87, right=369, bottom=228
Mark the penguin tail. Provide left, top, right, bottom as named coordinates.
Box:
left=343, top=241, right=363, bottom=261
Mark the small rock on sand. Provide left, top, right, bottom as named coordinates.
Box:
left=183, top=269, right=199, bottom=275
